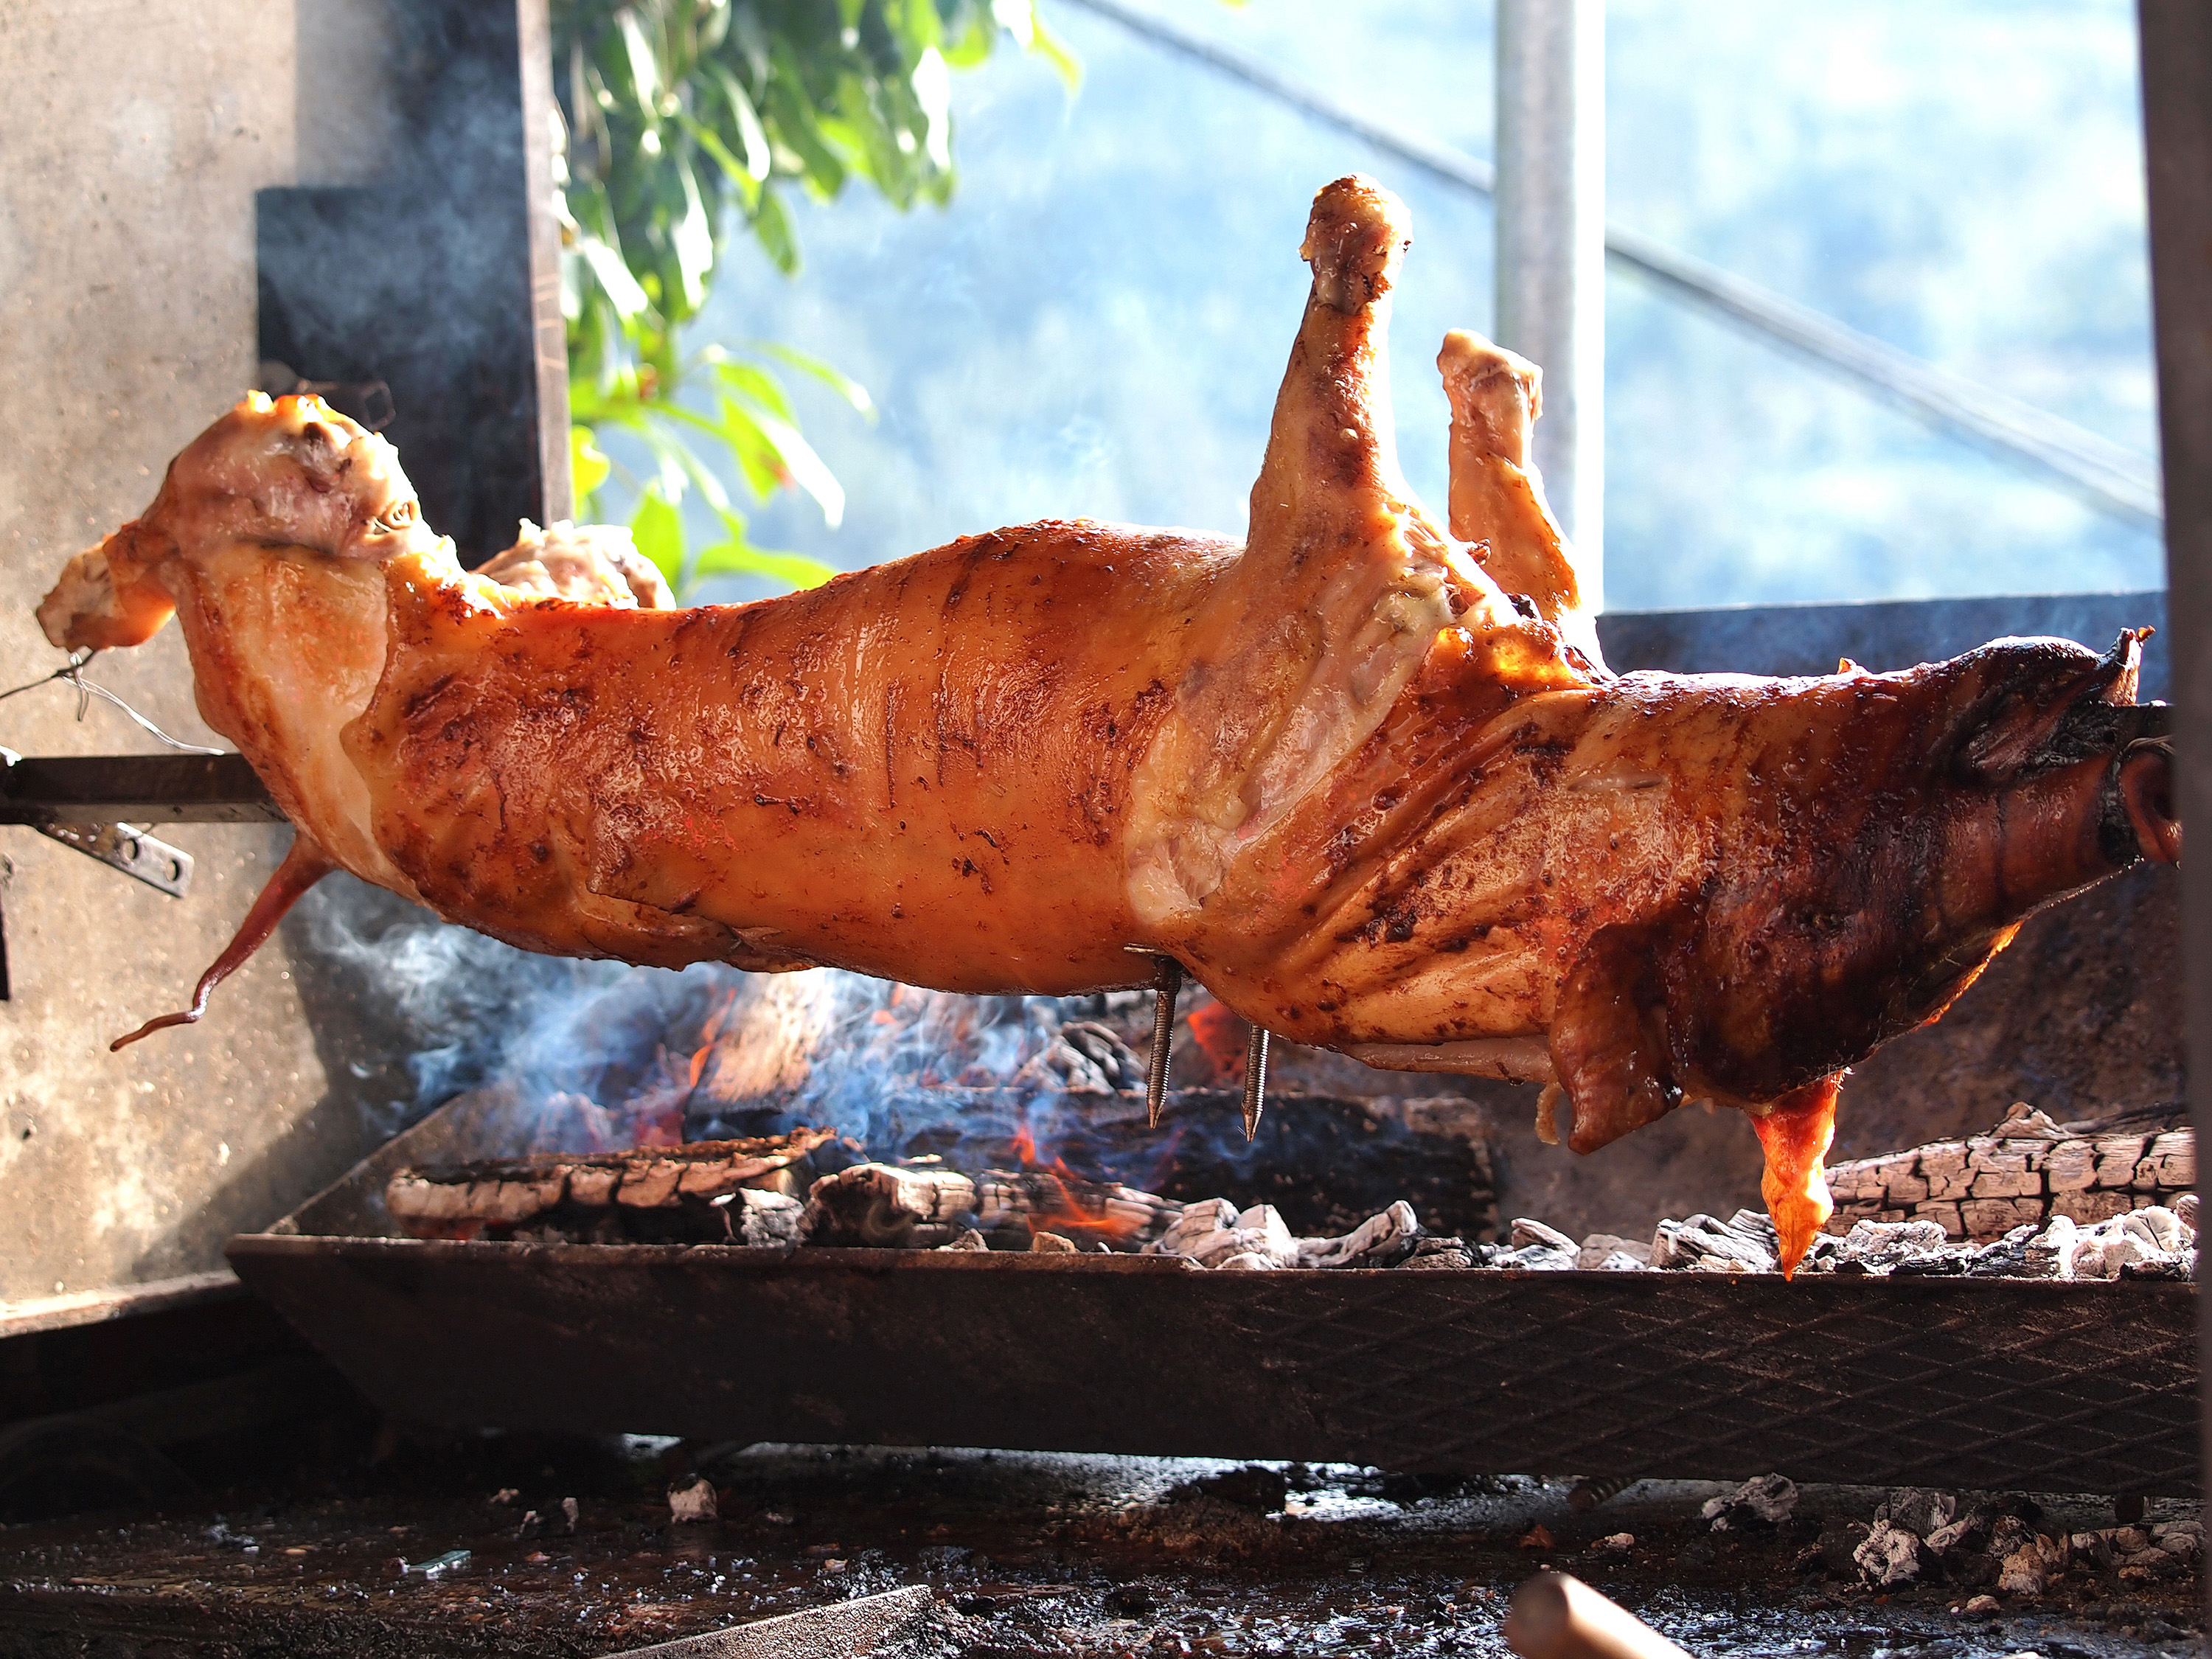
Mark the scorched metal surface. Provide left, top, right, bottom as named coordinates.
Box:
left=225, top=1235, right=2198, bottom=1496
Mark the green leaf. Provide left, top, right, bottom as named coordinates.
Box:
left=630, top=486, right=685, bottom=582
left=571, top=425, right=613, bottom=501
left=1028, top=11, right=1082, bottom=90
left=637, top=413, right=739, bottom=513
left=616, top=6, right=663, bottom=114
left=710, top=359, right=799, bottom=422
left=759, top=343, right=876, bottom=418
left=765, top=46, right=852, bottom=196
left=671, top=153, right=714, bottom=313
left=693, top=539, right=839, bottom=590
left=751, top=188, right=801, bottom=274
left=714, top=396, right=793, bottom=498
left=681, top=112, right=762, bottom=209
left=707, top=63, right=774, bottom=180
left=577, top=233, right=652, bottom=318
left=910, top=46, right=952, bottom=170
left=747, top=408, right=845, bottom=528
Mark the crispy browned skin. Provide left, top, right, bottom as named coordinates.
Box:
left=41, top=175, right=2177, bottom=1271
left=349, top=520, right=1231, bottom=986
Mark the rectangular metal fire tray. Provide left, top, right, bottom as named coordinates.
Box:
left=226, top=1234, right=2197, bottom=1497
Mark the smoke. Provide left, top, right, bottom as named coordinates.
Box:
left=293, top=871, right=1142, bottom=1166
left=291, top=873, right=1499, bottom=1239
left=296, top=874, right=719, bottom=1137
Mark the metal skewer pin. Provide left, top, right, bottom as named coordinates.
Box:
left=1242, top=1024, right=1271, bottom=1141
left=1122, top=946, right=1183, bottom=1129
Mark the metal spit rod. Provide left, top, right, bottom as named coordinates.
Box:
left=1242, top=1023, right=1270, bottom=1141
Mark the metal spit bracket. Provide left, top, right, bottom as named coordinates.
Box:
left=0, top=749, right=281, bottom=1000
left=32, top=821, right=193, bottom=897
left=1, top=748, right=204, bottom=894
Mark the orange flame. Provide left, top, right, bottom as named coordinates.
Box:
left=1006, top=1116, right=1146, bottom=1242
left=1185, top=1001, right=1248, bottom=1083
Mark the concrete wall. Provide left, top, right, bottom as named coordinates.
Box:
left=0, top=0, right=405, bottom=1305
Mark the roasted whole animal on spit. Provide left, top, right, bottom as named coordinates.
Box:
left=37, top=176, right=2178, bottom=1273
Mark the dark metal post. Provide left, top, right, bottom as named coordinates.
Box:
left=516, top=0, right=575, bottom=526
left=2137, top=0, right=2212, bottom=1574
left=1495, top=0, right=1605, bottom=592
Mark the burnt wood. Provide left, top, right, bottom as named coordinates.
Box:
left=227, top=1234, right=2199, bottom=1497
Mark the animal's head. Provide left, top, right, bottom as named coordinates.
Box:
left=1558, top=632, right=2179, bottom=1149
left=38, top=394, right=440, bottom=652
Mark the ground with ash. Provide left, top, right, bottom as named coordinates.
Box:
left=0, top=1435, right=2197, bottom=1658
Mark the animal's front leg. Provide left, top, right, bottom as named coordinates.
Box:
left=1124, top=176, right=1485, bottom=939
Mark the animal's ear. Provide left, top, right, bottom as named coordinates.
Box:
left=1957, top=633, right=2142, bottom=781
left=1548, top=922, right=1681, bottom=1153
left=36, top=520, right=180, bottom=651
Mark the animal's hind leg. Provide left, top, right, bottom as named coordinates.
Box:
left=1437, top=330, right=1604, bottom=668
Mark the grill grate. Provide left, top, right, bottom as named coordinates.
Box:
left=226, top=1235, right=2197, bottom=1497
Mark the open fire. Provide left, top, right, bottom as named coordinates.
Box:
left=373, top=965, right=2198, bottom=1286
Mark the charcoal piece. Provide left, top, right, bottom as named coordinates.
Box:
left=386, top=1130, right=835, bottom=1244
left=1877, top=1489, right=1955, bottom=1537
left=693, top=1086, right=1499, bottom=1243
left=1096, top=1091, right=1498, bottom=1240
left=970, top=1170, right=1182, bottom=1248
left=1650, top=1213, right=1776, bottom=1273
left=1404, top=1237, right=1475, bottom=1270
left=1702, top=1473, right=1798, bottom=1531
left=802, top=1163, right=980, bottom=1248
left=1153, top=1199, right=1299, bottom=1269
left=1855, top=1519, right=1923, bottom=1586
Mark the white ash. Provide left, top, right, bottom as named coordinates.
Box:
left=1497, top=1217, right=1580, bottom=1270
left=801, top=1163, right=982, bottom=1248
left=1145, top=1198, right=1423, bottom=1270
left=713, top=1188, right=804, bottom=1246
left=751, top=1108, right=2197, bottom=1279
left=1577, top=1234, right=1653, bottom=1270
left=1651, top=1211, right=1779, bottom=1273
left=1702, top=1473, right=1798, bottom=1531
left=1832, top=1489, right=2202, bottom=1596
left=1293, top=1200, right=1422, bottom=1270
left=1855, top=1519, right=1924, bottom=1587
